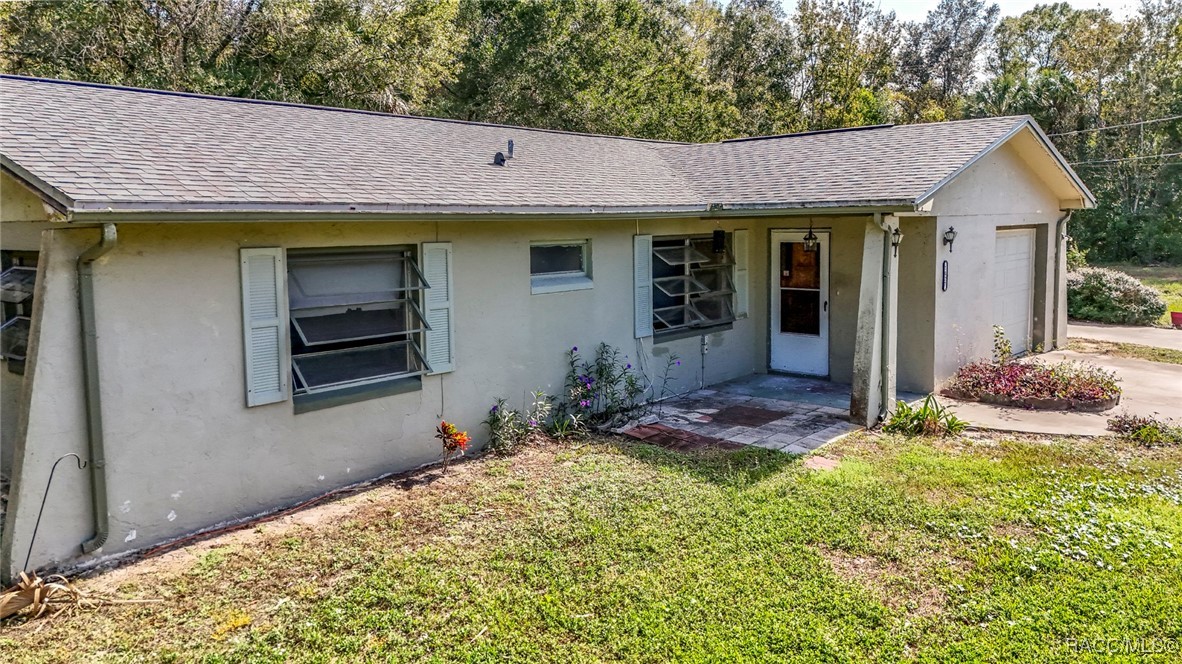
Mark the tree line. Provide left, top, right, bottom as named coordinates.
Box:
left=2, top=0, right=1179, bottom=263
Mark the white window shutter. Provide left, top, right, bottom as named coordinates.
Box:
left=240, top=248, right=288, bottom=407
left=634, top=234, right=653, bottom=338
left=734, top=229, right=749, bottom=318
left=422, top=242, right=455, bottom=374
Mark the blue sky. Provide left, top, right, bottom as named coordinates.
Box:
left=786, top=1, right=1135, bottom=23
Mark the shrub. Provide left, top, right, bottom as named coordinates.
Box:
left=945, top=360, right=1120, bottom=404
left=1065, top=243, right=1089, bottom=271
left=483, top=392, right=550, bottom=456
left=558, top=343, right=647, bottom=428
left=1107, top=413, right=1182, bottom=446
left=1067, top=267, right=1167, bottom=326
left=883, top=396, right=968, bottom=437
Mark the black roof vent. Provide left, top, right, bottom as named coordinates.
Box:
left=493, top=151, right=506, bottom=166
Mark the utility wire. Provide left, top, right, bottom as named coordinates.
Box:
left=1069, top=152, right=1182, bottom=165
left=1050, top=115, right=1182, bottom=137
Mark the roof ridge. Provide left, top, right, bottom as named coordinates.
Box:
left=721, top=123, right=895, bottom=143
left=0, top=74, right=694, bottom=146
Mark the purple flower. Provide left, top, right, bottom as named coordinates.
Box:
left=675, top=360, right=681, bottom=366
left=528, top=419, right=538, bottom=427
left=572, top=346, right=578, bottom=352
left=490, top=405, right=498, bottom=413
left=579, top=400, right=590, bottom=407
left=625, top=363, right=632, bottom=369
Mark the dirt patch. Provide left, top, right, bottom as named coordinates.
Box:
left=817, top=544, right=948, bottom=619
left=802, top=456, right=840, bottom=471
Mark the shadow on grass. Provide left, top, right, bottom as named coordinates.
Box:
left=607, top=436, right=801, bottom=488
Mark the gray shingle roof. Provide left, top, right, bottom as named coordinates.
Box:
left=0, top=76, right=1084, bottom=217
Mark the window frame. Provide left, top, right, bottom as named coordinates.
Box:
left=286, top=245, right=430, bottom=409
left=529, top=239, right=593, bottom=294
left=1, top=251, right=39, bottom=374
left=651, top=234, right=735, bottom=340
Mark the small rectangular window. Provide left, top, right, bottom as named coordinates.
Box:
left=287, top=246, right=429, bottom=401
left=530, top=240, right=592, bottom=294
left=652, top=235, right=735, bottom=337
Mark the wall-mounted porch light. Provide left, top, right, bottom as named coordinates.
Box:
left=942, top=226, right=958, bottom=252
left=803, top=222, right=819, bottom=252
left=891, top=227, right=903, bottom=257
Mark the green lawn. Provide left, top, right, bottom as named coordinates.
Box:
left=3, top=434, right=1181, bottom=662
left=1097, top=263, right=1182, bottom=327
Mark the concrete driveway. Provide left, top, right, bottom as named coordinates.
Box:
left=945, top=350, right=1182, bottom=436
left=1069, top=322, right=1182, bottom=351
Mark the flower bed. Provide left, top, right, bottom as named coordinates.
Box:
left=943, top=360, right=1121, bottom=412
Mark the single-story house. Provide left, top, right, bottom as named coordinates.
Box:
left=0, top=75, right=1093, bottom=581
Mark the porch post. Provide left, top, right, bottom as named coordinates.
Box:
left=851, top=214, right=899, bottom=427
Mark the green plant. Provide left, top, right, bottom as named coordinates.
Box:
left=1065, top=242, right=1089, bottom=271
left=1067, top=267, right=1167, bottom=326
left=883, top=396, right=969, bottom=437
left=1107, top=413, right=1182, bottom=446
left=483, top=399, right=529, bottom=456
left=992, top=325, right=1012, bottom=364
left=559, top=343, right=647, bottom=428
left=484, top=391, right=555, bottom=455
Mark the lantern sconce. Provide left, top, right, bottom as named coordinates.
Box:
left=891, top=227, right=903, bottom=257
left=803, top=222, right=819, bottom=252
left=942, top=226, right=958, bottom=252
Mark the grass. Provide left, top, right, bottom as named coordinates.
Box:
left=1097, top=263, right=1182, bottom=327
left=2, top=434, right=1181, bottom=662
left=1068, top=338, right=1182, bottom=365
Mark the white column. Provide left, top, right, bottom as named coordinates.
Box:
left=850, top=214, right=899, bottom=427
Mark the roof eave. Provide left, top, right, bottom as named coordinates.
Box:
left=63, top=199, right=917, bottom=223
left=0, top=156, right=74, bottom=214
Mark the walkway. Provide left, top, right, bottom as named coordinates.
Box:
left=622, top=374, right=922, bottom=454
left=1069, top=322, right=1182, bottom=351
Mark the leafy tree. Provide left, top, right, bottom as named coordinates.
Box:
left=0, top=0, right=463, bottom=113
left=433, top=0, right=736, bottom=142
left=898, top=0, right=1000, bottom=121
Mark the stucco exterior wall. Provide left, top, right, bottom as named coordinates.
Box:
left=3, top=216, right=797, bottom=576
left=927, top=142, right=1065, bottom=385
left=896, top=218, right=937, bottom=392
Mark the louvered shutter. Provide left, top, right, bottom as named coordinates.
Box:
left=240, top=248, right=288, bottom=406
left=734, top=229, right=749, bottom=318
left=634, top=235, right=653, bottom=338
left=421, top=242, right=454, bottom=374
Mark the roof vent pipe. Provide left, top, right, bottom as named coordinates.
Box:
left=507, top=139, right=514, bottom=159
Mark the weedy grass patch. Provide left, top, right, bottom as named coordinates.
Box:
left=2, top=434, right=1180, bottom=662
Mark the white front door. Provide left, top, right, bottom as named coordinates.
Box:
left=993, top=228, right=1036, bottom=354
left=770, top=231, right=829, bottom=375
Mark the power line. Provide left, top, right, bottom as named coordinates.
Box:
left=1070, top=152, right=1182, bottom=165
left=1050, top=115, right=1182, bottom=137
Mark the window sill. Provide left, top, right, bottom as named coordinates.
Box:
left=294, top=375, right=422, bottom=414
left=654, top=323, right=734, bottom=344
left=530, top=274, right=593, bottom=295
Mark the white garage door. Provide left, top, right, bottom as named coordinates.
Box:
left=993, top=229, right=1035, bottom=354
